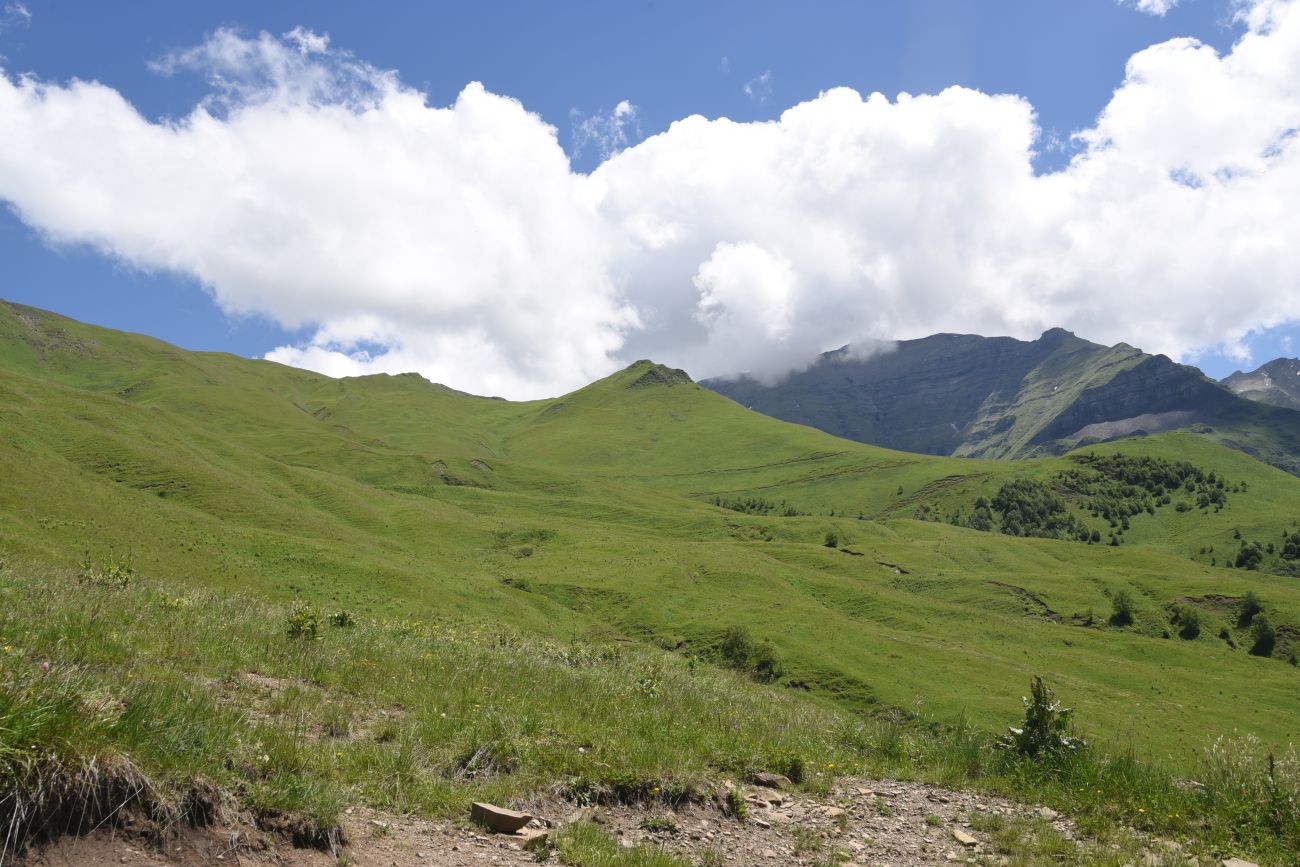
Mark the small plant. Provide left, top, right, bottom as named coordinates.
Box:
left=823, top=530, right=839, bottom=548
left=328, top=610, right=355, bottom=628
left=924, top=813, right=942, bottom=826
left=697, top=848, right=726, bottom=867
left=723, top=786, right=748, bottom=821
left=320, top=703, right=352, bottom=738
left=998, top=676, right=1086, bottom=759
left=792, top=825, right=823, bottom=854
left=1109, top=589, right=1134, bottom=626
left=286, top=601, right=321, bottom=640
left=78, top=552, right=134, bottom=589
left=638, top=816, right=679, bottom=834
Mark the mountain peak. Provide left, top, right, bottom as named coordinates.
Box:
left=626, top=361, right=693, bottom=388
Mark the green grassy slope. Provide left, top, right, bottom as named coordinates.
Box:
left=3, top=300, right=1300, bottom=765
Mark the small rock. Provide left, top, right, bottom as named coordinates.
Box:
left=761, top=848, right=777, bottom=858
left=752, top=772, right=792, bottom=789
left=952, top=829, right=977, bottom=847
left=470, top=802, right=533, bottom=834
left=823, top=806, right=846, bottom=818
left=1037, top=807, right=1059, bottom=820
left=752, top=818, right=771, bottom=829
left=1221, top=860, right=1260, bottom=867
left=516, top=829, right=550, bottom=852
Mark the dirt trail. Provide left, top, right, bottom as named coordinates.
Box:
left=21, top=776, right=1208, bottom=866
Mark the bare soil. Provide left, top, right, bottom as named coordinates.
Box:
left=17, top=776, right=1185, bottom=867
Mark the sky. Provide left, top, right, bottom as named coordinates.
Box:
left=2, top=0, right=1299, bottom=398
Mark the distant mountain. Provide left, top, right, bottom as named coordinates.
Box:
left=1223, top=358, right=1300, bottom=411
left=703, top=329, right=1300, bottom=475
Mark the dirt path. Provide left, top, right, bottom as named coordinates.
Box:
left=21, top=776, right=1213, bottom=866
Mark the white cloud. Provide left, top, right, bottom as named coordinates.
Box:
left=570, top=99, right=640, bottom=160
left=1, top=6, right=1300, bottom=398
left=743, top=70, right=773, bottom=103
left=1123, top=0, right=1180, bottom=15
left=0, top=2, right=31, bottom=33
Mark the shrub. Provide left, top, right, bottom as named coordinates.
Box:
left=823, top=531, right=839, bottom=548
left=1251, top=615, right=1276, bottom=657
left=286, top=601, right=321, bottom=640
left=1239, top=591, right=1263, bottom=626
left=1176, top=605, right=1202, bottom=640
left=752, top=639, right=784, bottom=682
left=1109, top=589, right=1134, bottom=626
left=78, top=552, right=135, bottom=589
left=997, top=676, right=1086, bottom=759
left=329, top=610, right=355, bottom=628
left=718, top=626, right=783, bottom=682
left=719, top=626, right=754, bottom=668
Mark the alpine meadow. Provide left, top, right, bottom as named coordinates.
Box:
left=3, top=301, right=1300, bottom=864
left=6, top=2, right=1300, bottom=865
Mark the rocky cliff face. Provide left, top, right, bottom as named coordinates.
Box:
left=1223, top=358, right=1300, bottom=411
left=704, top=331, right=1300, bottom=474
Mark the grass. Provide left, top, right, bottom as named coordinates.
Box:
left=550, top=821, right=689, bottom=867
left=3, top=302, right=1300, bottom=862
left=0, top=566, right=1297, bottom=862
left=2, top=302, right=1300, bottom=762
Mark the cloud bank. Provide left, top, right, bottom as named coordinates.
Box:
left=2, top=1, right=1300, bottom=398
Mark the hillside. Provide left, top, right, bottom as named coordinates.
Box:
left=1224, top=357, right=1300, bottom=411
left=6, top=301, right=1300, bottom=862
left=2, top=300, right=1300, bottom=756
left=702, top=329, right=1300, bottom=475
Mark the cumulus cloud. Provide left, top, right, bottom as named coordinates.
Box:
left=1123, top=0, right=1180, bottom=16
left=2, top=5, right=1300, bottom=397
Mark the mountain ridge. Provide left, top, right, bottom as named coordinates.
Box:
left=1223, top=357, right=1300, bottom=411
left=703, top=328, right=1300, bottom=475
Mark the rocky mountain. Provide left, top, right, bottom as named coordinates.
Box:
left=703, top=329, right=1300, bottom=475
left=1223, top=358, right=1300, bottom=411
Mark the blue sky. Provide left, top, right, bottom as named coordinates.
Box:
left=1, top=0, right=1297, bottom=395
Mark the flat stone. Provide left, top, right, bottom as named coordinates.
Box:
left=1221, top=860, right=1260, bottom=867
left=470, top=802, right=533, bottom=834
left=822, top=806, right=846, bottom=818
left=952, top=829, right=977, bottom=846
left=752, top=772, right=792, bottom=789
left=752, top=818, right=771, bottom=829
left=515, top=829, right=550, bottom=852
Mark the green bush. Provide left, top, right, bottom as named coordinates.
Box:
left=1239, top=591, right=1263, bottom=626
left=1250, top=615, right=1276, bottom=657
left=718, top=626, right=783, bottom=683
left=997, top=676, right=1086, bottom=759
left=285, top=601, right=321, bottom=640
left=1176, top=605, right=1202, bottom=640
left=77, top=552, right=135, bottom=589
left=1109, top=589, right=1134, bottom=626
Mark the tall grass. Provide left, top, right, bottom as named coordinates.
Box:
left=1, top=566, right=1296, bottom=864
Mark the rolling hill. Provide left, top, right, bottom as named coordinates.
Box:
left=702, top=329, right=1300, bottom=475
left=3, top=299, right=1300, bottom=765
